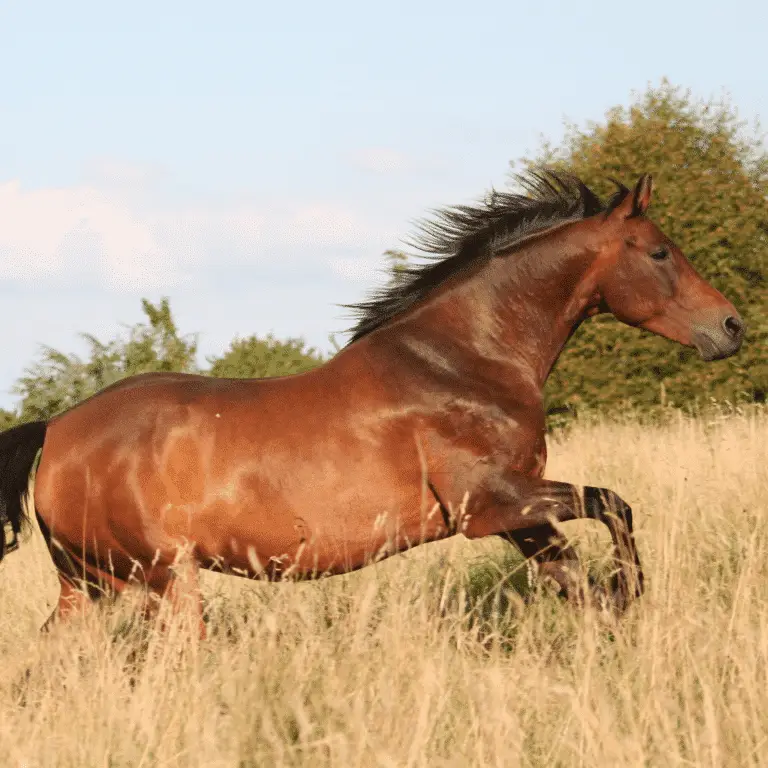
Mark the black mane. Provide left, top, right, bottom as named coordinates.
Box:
left=345, top=167, right=630, bottom=344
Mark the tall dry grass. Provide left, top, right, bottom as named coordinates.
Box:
left=1, top=408, right=766, bottom=767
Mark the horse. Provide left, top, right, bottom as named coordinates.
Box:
left=0, top=169, right=745, bottom=635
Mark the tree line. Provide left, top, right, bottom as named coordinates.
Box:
left=1, top=81, right=764, bottom=429
left=0, top=297, right=326, bottom=428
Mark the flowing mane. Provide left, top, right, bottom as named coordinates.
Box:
left=345, top=167, right=631, bottom=343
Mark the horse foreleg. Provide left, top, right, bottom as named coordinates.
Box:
left=501, top=524, right=597, bottom=605
left=466, top=475, right=644, bottom=613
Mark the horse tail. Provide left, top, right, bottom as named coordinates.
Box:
left=0, top=421, right=47, bottom=561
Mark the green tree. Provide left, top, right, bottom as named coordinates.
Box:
left=0, top=409, right=19, bottom=431
left=384, top=248, right=409, bottom=281
left=515, top=81, right=768, bottom=417
left=15, top=298, right=198, bottom=421
left=207, top=334, right=325, bottom=379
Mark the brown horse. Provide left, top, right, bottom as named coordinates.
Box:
left=0, top=169, right=745, bottom=634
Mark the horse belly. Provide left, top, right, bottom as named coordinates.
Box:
left=191, top=456, right=438, bottom=579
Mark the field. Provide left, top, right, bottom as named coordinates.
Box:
left=0, top=408, right=766, bottom=767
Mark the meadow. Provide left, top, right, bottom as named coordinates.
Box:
left=0, top=407, right=766, bottom=767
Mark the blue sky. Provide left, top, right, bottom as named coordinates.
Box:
left=0, top=0, right=765, bottom=409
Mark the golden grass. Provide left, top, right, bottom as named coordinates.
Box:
left=1, top=408, right=767, bottom=767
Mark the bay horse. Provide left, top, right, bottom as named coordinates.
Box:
left=0, top=169, right=745, bottom=634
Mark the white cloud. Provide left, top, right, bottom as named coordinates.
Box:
left=348, top=147, right=410, bottom=175
left=149, top=202, right=383, bottom=275
left=86, top=157, right=161, bottom=188
left=167, top=202, right=370, bottom=254
left=328, top=256, right=388, bottom=284
left=346, top=147, right=450, bottom=178
left=0, top=178, right=388, bottom=292
left=278, top=203, right=362, bottom=247
left=0, top=180, right=181, bottom=291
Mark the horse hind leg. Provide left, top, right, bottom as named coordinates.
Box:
left=38, top=505, right=205, bottom=637
left=42, top=572, right=103, bottom=631
left=37, top=514, right=121, bottom=631
left=40, top=537, right=121, bottom=631
left=44, top=561, right=206, bottom=640
left=43, top=539, right=206, bottom=639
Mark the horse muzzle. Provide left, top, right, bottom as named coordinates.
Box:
left=693, top=313, right=745, bottom=361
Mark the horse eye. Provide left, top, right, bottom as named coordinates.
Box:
left=650, top=247, right=669, bottom=261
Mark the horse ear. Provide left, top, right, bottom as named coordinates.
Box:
left=632, top=174, right=653, bottom=216
left=606, top=173, right=653, bottom=220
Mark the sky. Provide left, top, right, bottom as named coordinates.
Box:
left=0, top=0, right=765, bottom=409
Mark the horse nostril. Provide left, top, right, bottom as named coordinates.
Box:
left=723, top=315, right=744, bottom=339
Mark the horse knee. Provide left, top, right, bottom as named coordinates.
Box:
left=584, top=487, right=633, bottom=525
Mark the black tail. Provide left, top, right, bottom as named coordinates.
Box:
left=0, top=421, right=47, bottom=560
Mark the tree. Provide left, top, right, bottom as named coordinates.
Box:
left=15, top=298, right=198, bottom=422
left=0, top=409, right=18, bottom=431
left=384, top=248, right=409, bottom=281
left=514, top=81, right=768, bottom=417
left=207, top=334, right=325, bottom=379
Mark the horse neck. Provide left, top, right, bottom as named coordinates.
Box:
left=398, top=226, right=600, bottom=403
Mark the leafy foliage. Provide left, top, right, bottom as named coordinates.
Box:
left=207, top=334, right=325, bottom=379
left=14, top=298, right=198, bottom=422
left=6, top=299, right=326, bottom=426
left=384, top=249, right=409, bottom=280
left=514, top=81, right=768, bottom=418
left=0, top=410, right=18, bottom=432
